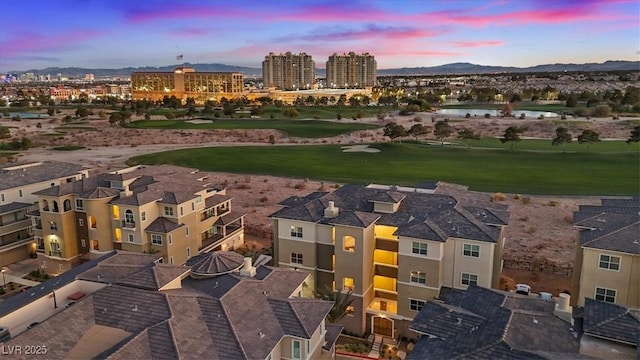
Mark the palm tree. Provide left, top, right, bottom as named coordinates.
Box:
left=314, top=285, right=354, bottom=323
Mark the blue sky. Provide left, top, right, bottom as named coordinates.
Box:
left=1, top=0, right=638, bottom=72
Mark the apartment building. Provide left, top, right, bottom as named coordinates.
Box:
left=30, top=165, right=245, bottom=275
left=131, top=67, right=244, bottom=104
left=262, top=52, right=315, bottom=91
left=572, top=196, right=639, bottom=307
left=4, top=250, right=342, bottom=360
left=0, top=161, right=88, bottom=267
left=325, top=52, right=377, bottom=88
left=270, top=183, right=509, bottom=338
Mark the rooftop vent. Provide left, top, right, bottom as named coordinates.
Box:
left=324, top=201, right=339, bottom=218
left=239, top=257, right=256, bottom=277
left=456, top=318, right=462, bottom=325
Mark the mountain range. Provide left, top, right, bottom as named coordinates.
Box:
left=12, top=60, right=639, bottom=78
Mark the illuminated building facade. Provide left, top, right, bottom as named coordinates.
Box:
left=262, top=52, right=315, bottom=91
left=326, top=52, right=377, bottom=88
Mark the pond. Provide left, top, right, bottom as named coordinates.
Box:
left=3, top=112, right=50, bottom=119
left=436, top=108, right=559, bottom=118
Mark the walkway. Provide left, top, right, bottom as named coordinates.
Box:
left=1, top=257, right=41, bottom=287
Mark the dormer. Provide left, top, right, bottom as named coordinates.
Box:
left=370, top=191, right=405, bottom=214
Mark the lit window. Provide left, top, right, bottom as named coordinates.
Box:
left=346, top=305, right=355, bottom=316
left=598, top=254, right=620, bottom=271
left=463, top=244, right=480, bottom=257
left=412, top=242, right=427, bottom=255
left=595, top=287, right=616, bottom=303
left=410, top=299, right=426, bottom=312
left=461, top=272, right=478, bottom=286
left=290, top=226, right=303, bottom=238
left=343, top=236, right=356, bottom=252
left=410, top=271, right=426, bottom=285
left=343, top=277, right=354, bottom=291
left=291, top=252, right=303, bottom=264
left=151, top=234, right=163, bottom=245
left=164, top=206, right=174, bottom=216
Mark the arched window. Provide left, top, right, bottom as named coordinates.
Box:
left=52, top=201, right=60, bottom=213
left=63, top=199, right=72, bottom=211
left=42, top=200, right=50, bottom=211
left=125, top=209, right=134, bottom=223
left=343, top=236, right=356, bottom=252
left=88, top=216, right=97, bottom=229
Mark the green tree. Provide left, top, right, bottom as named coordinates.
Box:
left=383, top=122, right=407, bottom=143
left=144, top=113, right=151, bottom=120
left=0, top=127, right=10, bottom=139
left=109, top=112, right=123, bottom=125
left=626, top=126, right=640, bottom=144
left=500, top=126, right=525, bottom=150
left=577, top=129, right=600, bottom=152
left=551, top=127, right=572, bottom=152
left=75, top=107, right=90, bottom=118
left=566, top=96, right=577, bottom=108
left=457, top=128, right=480, bottom=148
left=433, top=119, right=454, bottom=146
left=268, top=134, right=276, bottom=145
left=47, top=107, right=55, bottom=116
left=590, top=105, right=611, bottom=118
left=500, top=103, right=514, bottom=117
left=407, top=123, right=429, bottom=142
left=282, top=108, right=299, bottom=119
left=314, top=286, right=354, bottom=323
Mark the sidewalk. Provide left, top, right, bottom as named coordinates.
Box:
left=1, top=257, right=42, bottom=286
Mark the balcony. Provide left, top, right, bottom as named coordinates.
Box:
left=367, top=297, right=398, bottom=316
left=199, top=226, right=242, bottom=252
left=49, top=250, right=63, bottom=258
left=122, top=220, right=136, bottom=229
left=0, top=218, right=32, bottom=235
left=0, top=236, right=34, bottom=251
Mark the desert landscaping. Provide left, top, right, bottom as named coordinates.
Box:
left=2, top=108, right=636, bottom=293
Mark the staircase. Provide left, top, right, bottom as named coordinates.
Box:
left=370, top=334, right=383, bottom=353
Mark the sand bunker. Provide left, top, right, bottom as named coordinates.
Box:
left=186, top=119, right=212, bottom=124
left=341, top=145, right=381, bottom=153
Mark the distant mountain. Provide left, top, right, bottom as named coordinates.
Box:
left=376, top=60, right=639, bottom=75
left=11, top=60, right=639, bottom=78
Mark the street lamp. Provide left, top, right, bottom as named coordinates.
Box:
left=1, top=269, right=5, bottom=288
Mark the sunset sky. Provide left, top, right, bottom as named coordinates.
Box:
left=1, top=0, right=638, bottom=72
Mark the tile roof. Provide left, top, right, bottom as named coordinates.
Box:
left=408, top=285, right=580, bottom=360
left=583, top=298, right=640, bottom=345
left=205, top=194, right=233, bottom=208
left=574, top=197, right=640, bottom=254
left=214, top=210, right=245, bottom=225
left=189, top=251, right=245, bottom=276
left=145, top=217, right=183, bottom=233
left=323, top=323, right=344, bottom=350
left=0, top=161, right=86, bottom=191
left=271, top=183, right=507, bottom=244
left=0, top=201, right=33, bottom=215
left=4, top=252, right=336, bottom=360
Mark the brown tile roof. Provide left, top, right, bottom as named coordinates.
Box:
left=205, top=194, right=233, bottom=208
left=214, top=210, right=245, bottom=225
left=145, top=217, right=183, bottom=233
left=117, top=264, right=189, bottom=290
left=190, top=251, right=245, bottom=277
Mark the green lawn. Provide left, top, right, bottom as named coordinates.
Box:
left=127, top=142, right=640, bottom=195
left=125, top=119, right=379, bottom=138
left=450, top=137, right=639, bottom=152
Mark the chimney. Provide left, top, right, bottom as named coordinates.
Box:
left=324, top=201, right=339, bottom=218
left=119, top=184, right=133, bottom=198
left=239, top=257, right=256, bottom=277
left=554, top=293, right=573, bottom=323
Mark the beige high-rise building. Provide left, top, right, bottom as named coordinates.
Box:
left=131, top=67, right=244, bottom=104
left=325, top=52, right=376, bottom=88
left=262, top=52, right=315, bottom=90
left=31, top=165, right=245, bottom=275
left=270, top=183, right=509, bottom=338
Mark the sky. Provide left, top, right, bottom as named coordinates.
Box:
left=0, top=0, right=638, bottom=72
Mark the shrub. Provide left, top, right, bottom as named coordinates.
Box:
left=547, top=200, right=559, bottom=206
left=521, top=197, right=531, bottom=205
left=491, top=192, right=507, bottom=202
left=294, top=182, right=306, bottom=190
left=526, top=226, right=537, bottom=234
left=518, top=216, right=529, bottom=222
left=513, top=194, right=521, bottom=200
left=259, top=196, right=268, bottom=203
left=236, top=184, right=250, bottom=190
left=563, top=214, right=573, bottom=224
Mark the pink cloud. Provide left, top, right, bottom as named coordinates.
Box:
left=0, top=30, right=104, bottom=58
left=284, top=25, right=446, bottom=43
left=168, top=27, right=211, bottom=38
left=125, top=5, right=250, bottom=23
left=453, top=40, right=504, bottom=48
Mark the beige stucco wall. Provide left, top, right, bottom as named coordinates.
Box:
left=444, top=238, right=495, bottom=289
left=578, top=249, right=639, bottom=306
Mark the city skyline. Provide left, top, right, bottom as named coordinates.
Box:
left=0, top=0, right=638, bottom=73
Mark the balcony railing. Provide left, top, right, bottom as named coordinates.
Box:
left=199, top=226, right=242, bottom=252
left=0, top=219, right=32, bottom=235
left=122, top=220, right=136, bottom=229
left=49, top=250, right=63, bottom=257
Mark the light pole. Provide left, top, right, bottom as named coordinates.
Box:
left=1, top=269, right=6, bottom=288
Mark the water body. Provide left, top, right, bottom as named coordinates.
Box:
left=436, top=108, right=559, bottom=118
left=5, top=112, right=50, bottom=119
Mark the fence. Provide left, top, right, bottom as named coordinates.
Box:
left=503, top=259, right=573, bottom=277
left=244, top=224, right=273, bottom=241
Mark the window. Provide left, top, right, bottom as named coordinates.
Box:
left=141, top=211, right=146, bottom=221
left=343, top=236, right=356, bottom=252
left=169, top=256, right=174, bottom=265
left=185, top=226, right=190, bottom=236
left=463, top=244, right=480, bottom=257
left=19, top=189, right=23, bottom=197
left=412, top=242, right=427, bottom=255
left=346, top=305, right=355, bottom=316
left=191, top=202, right=195, bottom=211
left=151, top=234, right=163, bottom=245
left=42, top=260, right=47, bottom=269
left=127, top=234, right=134, bottom=243
left=410, top=299, right=426, bottom=312
left=0, top=194, right=4, bottom=201
left=164, top=206, right=174, bottom=216
left=180, top=207, right=184, bottom=216
left=50, top=221, right=58, bottom=230
left=75, top=199, right=84, bottom=210
left=186, top=247, right=191, bottom=258
left=595, top=287, right=616, bottom=303
left=290, top=226, right=303, bottom=238
left=168, top=235, right=172, bottom=245
left=292, top=340, right=301, bottom=360
left=461, top=273, right=478, bottom=286
left=343, top=277, right=354, bottom=291
left=598, top=254, right=620, bottom=271
left=410, top=271, right=426, bottom=285
left=88, top=216, right=97, bottom=229
left=124, top=209, right=134, bottom=223
left=291, top=252, right=303, bottom=264
left=195, top=195, right=202, bottom=204
left=78, top=218, right=84, bottom=227
left=81, top=239, right=86, bottom=247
